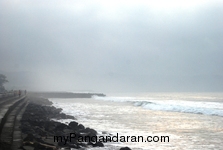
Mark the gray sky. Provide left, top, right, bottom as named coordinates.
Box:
left=0, top=0, right=223, bottom=92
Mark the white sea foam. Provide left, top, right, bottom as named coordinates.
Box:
left=49, top=100, right=91, bottom=120
left=49, top=94, right=223, bottom=150
left=93, top=96, right=223, bottom=117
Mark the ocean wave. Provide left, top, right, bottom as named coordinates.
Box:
left=93, top=96, right=223, bottom=117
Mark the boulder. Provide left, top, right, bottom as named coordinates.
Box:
left=93, top=141, right=104, bottom=147
left=120, top=147, right=132, bottom=150
left=69, top=121, right=78, bottom=128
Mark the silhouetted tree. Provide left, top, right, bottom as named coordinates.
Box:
left=0, top=74, right=8, bottom=92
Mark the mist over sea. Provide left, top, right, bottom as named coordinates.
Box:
left=49, top=92, right=223, bottom=150
left=1, top=1, right=223, bottom=149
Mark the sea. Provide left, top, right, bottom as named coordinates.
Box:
left=49, top=92, right=223, bottom=150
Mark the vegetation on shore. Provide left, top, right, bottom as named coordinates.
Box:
left=0, top=74, right=8, bottom=92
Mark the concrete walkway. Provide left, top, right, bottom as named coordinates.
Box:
left=0, top=95, right=28, bottom=150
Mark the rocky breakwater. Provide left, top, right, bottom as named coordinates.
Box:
left=20, top=97, right=104, bottom=150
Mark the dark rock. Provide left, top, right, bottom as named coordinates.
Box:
left=66, top=115, right=75, bottom=119
left=59, top=113, right=66, bottom=119
left=58, top=141, right=66, bottom=146
left=120, top=147, right=132, bottom=150
left=78, top=124, right=85, bottom=130
left=85, top=127, right=97, bottom=135
left=93, top=141, right=104, bottom=147
left=78, top=142, right=88, bottom=148
left=33, top=142, right=46, bottom=150
left=55, top=123, right=69, bottom=131
left=55, top=131, right=64, bottom=136
left=23, top=134, right=35, bottom=142
left=68, top=143, right=80, bottom=149
left=69, top=121, right=78, bottom=128
left=20, top=96, right=106, bottom=150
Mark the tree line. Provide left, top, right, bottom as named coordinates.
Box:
left=0, top=74, right=8, bottom=92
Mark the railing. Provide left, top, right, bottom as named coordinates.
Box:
left=0, top=90, right=26, bottom=99
left=0, top=92, right=14, bottom=98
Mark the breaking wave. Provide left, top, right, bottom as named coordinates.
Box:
left=93, top=96, right=223, bottom=117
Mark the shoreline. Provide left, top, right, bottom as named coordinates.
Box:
left=20, top=96, right=131, bottom=150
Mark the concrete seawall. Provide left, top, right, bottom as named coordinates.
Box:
left=0, top=95, right=28, bottom=150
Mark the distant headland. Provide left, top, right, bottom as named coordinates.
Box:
left=28, top=91, right=106, bottom=98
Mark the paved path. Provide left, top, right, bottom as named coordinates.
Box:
left=0, top=95, right=28, bottom=150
